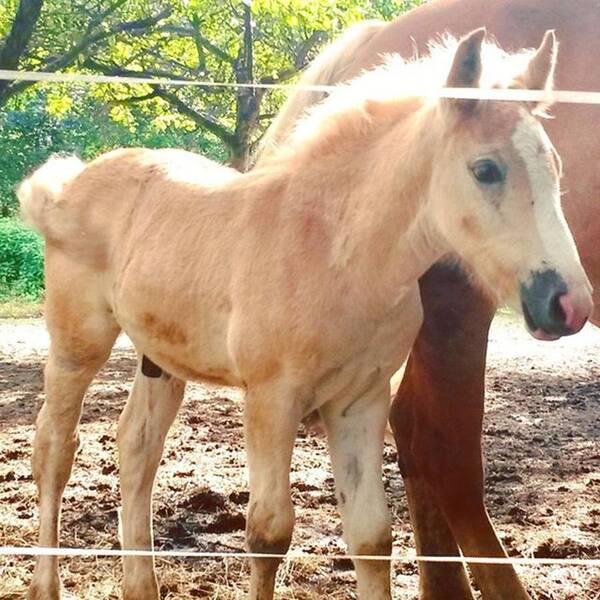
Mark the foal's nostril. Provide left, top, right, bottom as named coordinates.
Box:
left=520, top=269, right=570, bottom=337
left=549, top=292, right=567, bottom=328
left=522, top=301, right=536, bottom=332
left=521, top=270, right=591, bottom=338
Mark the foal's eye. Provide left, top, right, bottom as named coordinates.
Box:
left=470, top=159, right=505, bottom=186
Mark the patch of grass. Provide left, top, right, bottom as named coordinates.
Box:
left=0, top=218, right=44, bottom=303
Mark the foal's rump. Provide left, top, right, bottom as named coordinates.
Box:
left=17, top=155, right=86, bottom=243
left=18, top=147, right=245, bottom=379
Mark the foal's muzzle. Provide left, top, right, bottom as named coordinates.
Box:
left=520, top=269, right=593, bottom=341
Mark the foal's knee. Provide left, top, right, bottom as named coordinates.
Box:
left=246, top=496, right=295, bottom=555
left=346, top=513, right=393, bottom=559
left=357, top=528, right=393, bottom=558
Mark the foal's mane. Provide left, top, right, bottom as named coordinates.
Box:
left=269, top=36, right=537, bottom=164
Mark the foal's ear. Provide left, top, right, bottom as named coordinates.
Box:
left=513, top=30, right=558, bottom=114
left=516, top=30, right=557, bottom=91
left=445, top=28, right=486, bottom=113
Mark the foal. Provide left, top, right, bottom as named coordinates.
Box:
left=20, top=30, right=592, bottom=600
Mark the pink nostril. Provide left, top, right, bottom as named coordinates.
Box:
left=558, top=294, right=575, bottom=329
left=559, top=293, right=590, bottom=333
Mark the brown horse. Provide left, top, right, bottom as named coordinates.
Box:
left=19, top=28, right=591, bottom=600
left=257, top=1, right=600, bottom=598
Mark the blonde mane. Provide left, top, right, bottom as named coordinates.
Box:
left=268, top=37, right=537, bottom=164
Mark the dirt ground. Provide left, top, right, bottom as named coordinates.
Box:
left=0, top=314, right=598, bottom=599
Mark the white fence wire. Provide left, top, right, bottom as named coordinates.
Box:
left=3, top=68, right=600, bottom=104
left=1, top=67, right=599, bottom=570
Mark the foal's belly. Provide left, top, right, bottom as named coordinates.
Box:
left=114, top=297, right=241, bottom=386
left=126, top=323, right=241, bottom=386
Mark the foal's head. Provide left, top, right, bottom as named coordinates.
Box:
left=429, top=29, right=592, bottom=339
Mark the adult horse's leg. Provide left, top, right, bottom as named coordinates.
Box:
left=117, top=362, right=186, bottom=600
left=391, top=263, right=531, bottom=600
left=29, top=254, right=120, bottom=599
left=320, top=380, right=393, bottom=600
left=244, top=381, right=302, bottom=600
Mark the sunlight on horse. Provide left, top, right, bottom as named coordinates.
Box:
left=19, top=29, right=591, bottom=600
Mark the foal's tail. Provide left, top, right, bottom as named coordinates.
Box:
left=17, top=155, right=86, bottom=242
left=254, top=20, right=385, bottom=166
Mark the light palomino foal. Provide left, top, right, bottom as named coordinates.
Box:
left=19, top=30, right=592, bottom=600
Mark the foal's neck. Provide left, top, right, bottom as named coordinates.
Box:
left=285, top=98, right=448, bottom=292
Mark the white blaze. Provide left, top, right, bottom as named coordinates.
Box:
left=510, top=115, right=580, bottom=279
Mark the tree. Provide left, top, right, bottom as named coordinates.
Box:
left=81, top=0, right=391, bottom=168
left=0, top=1, right=424, bottom=169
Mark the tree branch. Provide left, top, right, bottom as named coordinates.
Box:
left=109, top=89, right=160, bottom=104
left=41, top=8, right=172, bottom=73
left=82, top=58, right=221, bottom=95
left=0, top=0, right=44, bottom=70
left=242, top=2, right=253, bottom=84
left=257, top=30, right=327, bottom=87
left=0, top=6, right=172, bottom=107
left=82, top=0, right=128, bottom=36
left=80, top=59, right=235, bottom=147
left=293, top=30, right=327, bottom=69
left=156, top=24, right=235, bottom=64
left=0, top=0, right=44, bottom=100
left=153, top=88, right=235, bottom=147
left=190, top=15, right=206, bottom=72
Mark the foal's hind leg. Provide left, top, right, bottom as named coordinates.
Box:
left=244, top=380, right=303, bottom=600
left=29, top=257, right=120, bottom=599
left=320, top=380, right=393, bottom=600
left=117, top=362, right=185, bottom=600
left=391, top=263, right=531, bottom=600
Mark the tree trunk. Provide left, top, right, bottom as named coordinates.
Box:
left=0, top=0, right=44, bottom=105
left=231, top=2, right=259, bottom=172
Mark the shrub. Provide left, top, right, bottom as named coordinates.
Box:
left=0, top=218, right=44, bottom=301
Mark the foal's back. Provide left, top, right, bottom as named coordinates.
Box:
left=57, top=148, right=240, bottom=255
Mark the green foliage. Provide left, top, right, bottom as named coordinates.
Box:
left=0, top=217, right=44, bottom=300
left=0, top=91, right=227, bottom=216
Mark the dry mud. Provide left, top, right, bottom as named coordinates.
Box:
left=0, top=316, right=598, bottom=599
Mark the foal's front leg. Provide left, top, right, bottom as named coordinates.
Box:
left=244, top=381, right=303, bottom=600
left=117, top=361, right=186, bottom=600
left=320, top=380, right=393, bottom=600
